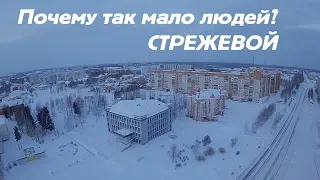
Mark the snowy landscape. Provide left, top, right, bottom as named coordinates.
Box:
left=0, top=65, right=319, bottom=180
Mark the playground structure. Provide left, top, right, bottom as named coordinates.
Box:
left=16, top=146, right=46, bottom=165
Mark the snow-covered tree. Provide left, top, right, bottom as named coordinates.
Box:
left=46, top=116, right=55, bottom=131
left=24, top=106, right=36, bottom=137
left=73, top=97, right=83, bottom=116
left=14, top=126, right=22, bottom=149
left=218, top=147, right=226, bottom=154
left=14, top=126, right=21, bottom=142
left=37, top=107, right=55, bottom=131
left=73, top=97, right=85, bottom=127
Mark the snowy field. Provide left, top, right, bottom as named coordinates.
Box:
left=1, top=87, right=290, bottom=180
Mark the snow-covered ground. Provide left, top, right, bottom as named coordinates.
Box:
left=272, top=73, right=320, bottom=180
left=236, top=72, right=320, bottom=180
left=1, top=86, right=294, bottom=180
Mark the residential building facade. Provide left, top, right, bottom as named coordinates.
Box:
left=106, top=100, right=172, bottom=145
left=28, top=70, right=87, bottom=85
left=186, top=89, right=226, bottom=121
left=160, top=64, right=194, bottom=71
left=151, top=69, right=281, bottom=102
left=141, top=65, right=160, bottom=78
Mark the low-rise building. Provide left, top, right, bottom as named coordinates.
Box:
left=186, top=89, right=226, bottom=121
left=106, top=100, right=172, bottom=145
left=104, top=84, right=117, bottom=93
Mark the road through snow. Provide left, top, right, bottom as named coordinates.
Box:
left=237, top=72, right=319, bottom=180
left=273, top=74, right=319, bottom=180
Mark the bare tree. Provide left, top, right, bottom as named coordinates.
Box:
left=49, top=99, right=56, bottom=119
left=272, top=112, right=283, bottom=129
left=204, top=146, right=215, bottom=156
left=202, top=135, right=212, bottom=146
left=191, top=139, right=201, bottom=157
left=230, top=138, right=238, bottom=148
left=64, top=109, right=75, bottom=132
left=252, top=103, right=276, bottom=132
left=284, top=96, right=288, bottom=104
left=92, top=93, right=108, bottom=121
left=0, top=156, right=4, bottom=180
left=196, top=155, right=206, bottom=161
left=66, top=95, right=73, bottom=109
left=168, top=144, right=178, bottom=163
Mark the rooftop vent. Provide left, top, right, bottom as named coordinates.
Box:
left=137, top=104, right=141, bottom=106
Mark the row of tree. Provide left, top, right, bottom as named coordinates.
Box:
left=51, top=89, right=109, bottom=132
left=114, top=84, right=141, bottom=100
left=252, top=103, right=276, bottom=133
left=316, top=88, right=320, bottom=103
left=11, top=105, right=55, bottom=147
left=168, top=135, right=235, bottom=166
left=280, top=72, right=304, bottom=100
left=308, top=88, right=314, bottom=100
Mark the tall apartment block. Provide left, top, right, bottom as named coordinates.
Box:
left=151, top=69, right=281, bottom=102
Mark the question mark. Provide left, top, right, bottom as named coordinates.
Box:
left=271, top=9, right=279, bottom=24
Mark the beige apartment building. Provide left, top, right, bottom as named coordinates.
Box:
left=186, top=89, right=226, bottom=121
left=151, top=69, right=281, bottom=102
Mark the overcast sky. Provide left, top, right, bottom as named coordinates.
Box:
left=0, top=0, right=319, bottom=75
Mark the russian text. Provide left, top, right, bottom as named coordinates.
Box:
left=148, top=32, right=279, bottom=51
left=18, top=9, right=97, bottom=25
left=199, top=9, right=279, bottom=26
left=141, top=13, right=195, bottom=24
left=102, top=13, right=136, bottom=24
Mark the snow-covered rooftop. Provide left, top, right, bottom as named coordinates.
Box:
left=114, top=129, right=133, bottom=137
left=1, top=99, right=24, bottom=107
left=9, top=90, right=28, bottom=97
left=109, top=100, right=169, bottom=119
